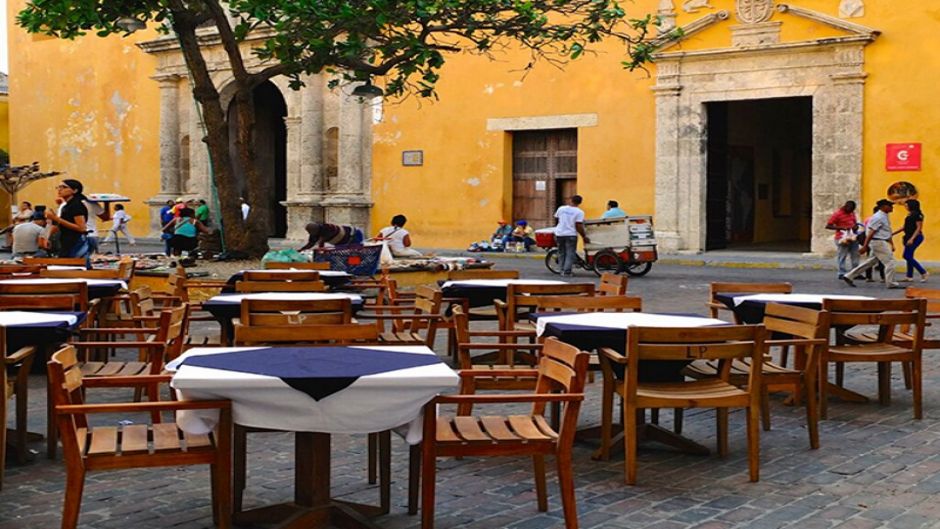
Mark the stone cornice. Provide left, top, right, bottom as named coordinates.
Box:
left=654, top=34, right=873, bottom=61
left=776, top=4, right=881, bottom=38
left=651, top=10, right=731, bottom=52
left=137, top=26, right=277, bottom=55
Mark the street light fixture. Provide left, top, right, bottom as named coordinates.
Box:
left=351, top=81, right=384, bottom=99
left=116, top=17, right=147, bottom=33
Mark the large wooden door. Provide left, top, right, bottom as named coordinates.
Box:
left=512, top=129, right=578, bottom=229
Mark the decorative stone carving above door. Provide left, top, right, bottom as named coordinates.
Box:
left=735, top=0, right=774, bottom=24
left=839, top=0, right=864, bottom=18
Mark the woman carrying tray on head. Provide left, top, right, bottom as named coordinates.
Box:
left=298, top=222, right=365, bottom=251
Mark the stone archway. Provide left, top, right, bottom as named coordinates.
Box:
left=651, top=6, right=878, bottom=256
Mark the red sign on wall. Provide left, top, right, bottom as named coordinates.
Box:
left=886, top=143, right=922, bottom=171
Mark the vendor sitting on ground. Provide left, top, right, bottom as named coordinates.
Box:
left=376, top=214, right=423, bottom=257
left=492, top=220, right=513, bottom=246
left=508, top=220, right=536, bottom=250
left=299, top=222, right=365, bottom=251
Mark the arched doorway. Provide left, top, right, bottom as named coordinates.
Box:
left=227, top=81, right=288, bottom=237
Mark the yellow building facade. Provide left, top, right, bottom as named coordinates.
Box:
left=7, top=0, right=940, bottom=257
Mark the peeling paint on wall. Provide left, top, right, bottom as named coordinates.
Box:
left=465, top=177, right=481, bottom=187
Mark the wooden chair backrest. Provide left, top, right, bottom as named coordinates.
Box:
left=536, top=295, right=642, bottom=313
left=0, top=282, right=88, bottom=311
left=627, top=325, right=765, bottom=390
left=235, top=280, right=327, bottom=293
left=234, top=322, right=381, bottom=346
left=264, top=261, right=331, bottom=270
left=47, top=346, right=88, bottom=459
left=446, top=269, right=520, bottom=281
left=762, top=303, right=829, bottom=341
left=823, top=298, right=926, bottom=345
left=167, top=267, right=188, bottom=300
left=598, top=273, right=628, bottom=296
left=23, top=257, right=86, bottom=267
left=117, top=256, right=136, bottom=282
left=709, top=282, right=792, bottom=302
left=507, top=283, right=595, bottom=321
left=238, top=298, right=352, bottom=326
left=243, top=270, right=321, bottom=282
left=532, top=338, right=589, bottom=443
left=381, top=277, right=407, bottom=304
left=905, top=287, right=940, bottom=314
left=156, top=305, right=189, bottom=366
left=40, top=268, right=123, bottom=280
left=0, top=265, right=42, bottom=275
left=130, top=286, right=160, bottom=317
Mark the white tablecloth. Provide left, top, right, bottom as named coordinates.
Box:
left=208, top=292, right=363, bottom=304
left=0, top=277, right=127, bottom=289
left=0, top=311, right=79, bottom=326
left=440, top=279, right=566, bottom=289
left=168, top=345, right=458, bottom=444
left=536, top=312, right=727, bottom=337
left=241, top=269, right=351, bottom=278
left=730, top=293, right=873, bottom=307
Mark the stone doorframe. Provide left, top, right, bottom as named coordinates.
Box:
left=653, top=33, right=878, bottom=256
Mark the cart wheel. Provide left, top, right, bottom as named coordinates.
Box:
left=544, top=249, right=562, bottom=275
left=625, top=261, right=653, bottom=277
left=591, top=249, right=624, bottom=277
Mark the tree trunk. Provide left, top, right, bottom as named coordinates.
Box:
left=232, top=89, right=271, bottom=256
left=170, top=11, right=269, bottom=257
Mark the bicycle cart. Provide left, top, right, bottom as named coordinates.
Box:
left=536, top=216, right=658, bottom=277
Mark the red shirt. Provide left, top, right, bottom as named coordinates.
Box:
left=827, top=209, right=857, bottom=240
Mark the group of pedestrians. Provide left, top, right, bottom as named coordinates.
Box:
left=828, top=198, right=927, bottom=289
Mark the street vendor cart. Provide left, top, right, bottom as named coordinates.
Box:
left=536, top=215, right=658, bottom=276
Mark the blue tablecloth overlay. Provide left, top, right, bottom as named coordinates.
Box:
left=203, top=296, right=364, bottom=322
left=221, top=272, right=352, bottom=293
left=180, top=346, right=442, bottom=401
left=3, top=311, right=87, bottom=373
left=440, top=283, right=509, bottom=309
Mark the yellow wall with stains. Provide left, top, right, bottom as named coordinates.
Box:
left=0, top=94, right=9, bottom=152
left=372, top=0, right=940, bottom=258
left=7, top=0, right=160, bottom=237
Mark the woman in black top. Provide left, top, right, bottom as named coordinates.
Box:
left=895, top=199, right=927, bottom=282
left=44, top=179, right=90, bottom=262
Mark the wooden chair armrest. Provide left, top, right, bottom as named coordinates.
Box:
left=599, top=347, right=628, bottom=364
left=71, top=341, right=165, bottom=349
left=56, top=399, right=231, bottom=415
left=459, top=369, right=539, bottom=378
left=79, top=327, right=160, bottom=334
left=434, top=393, right=584, bottom=405
left=766, top=338, right=828, bottom=348
left=5, top=346, right=36, bottom=364
left=358, top=314, right=445, bottom=321
left=468, top=330, right=536, bottom=337
left=82, top=374, right=173, bottom=387
left=924, top=313, right=940, bottom=320
left=458, top=343, right=543, bottom=350
left=706, top=302, right=731, bottom=311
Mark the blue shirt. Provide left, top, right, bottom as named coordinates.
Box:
left=159, top=206, right=174, bottom=225
left=602, top=208, right=627, bottom=219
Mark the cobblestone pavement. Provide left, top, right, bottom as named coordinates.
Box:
left=4, top=260, right=940, bottom=529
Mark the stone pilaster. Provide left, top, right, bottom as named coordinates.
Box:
left=652, top=63, right=684, bottom=253
left=321, top=84, right=373, bottom=233
left=146, top=74, right=183, bottom=236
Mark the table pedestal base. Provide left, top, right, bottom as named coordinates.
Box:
left=585, top=411, right=711, bottom=460
left=234, top=432, right=386, bottom=529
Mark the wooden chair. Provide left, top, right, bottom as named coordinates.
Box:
left=100, top=285, right=181, bottom=329
left=503, top=283, right=596, bottom=332
left=537, top=295, right=642, bottom=313
left=1, top=328, right=37, bottom=490
left=40, top=268, right=124, bottom=280
left=234, top=279, right=327, bottom=293
left=421, top=338, right=589, bottom=529
left=242, top=270, right=321, bottom=282
left=598, top=325, right=766, bottom=484
left=47, top=345, right=232, bottom=529
left=23, top=256, right=87, bottom=267
left=821, top=298, right=926, bottom=419
left=598, top=273, right=628, bottom=296
left=167, top=266, right=226, bottom=336
left=684, top=303, right=829, bottom=448
left=0, top=264, right=42, bottom=275
left=232, top=299, right=360, bottom=346
left=0, top=281, right=89, bottom=312
left=707, top=282, right=793, bottom=322
left=263, top=261, right=331, bottom=270
left=358, top=285, right=445, bottom=347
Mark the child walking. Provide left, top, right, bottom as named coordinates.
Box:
left=104, top=204, right=136, bottom=245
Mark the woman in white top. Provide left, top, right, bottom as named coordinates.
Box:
left=376, top=214, right=422, bottom=257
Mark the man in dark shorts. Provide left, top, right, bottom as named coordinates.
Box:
left=298, top=222, right=364, bottom=251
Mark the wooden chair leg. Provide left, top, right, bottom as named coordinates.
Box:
left=379, top=431, right=391, bottom=515
left=147, top=383, right=162, bottom=424
left=408, top=444, right=420, bottom=515
left=624, top=404, right=638, bottom=485
left=0, top=395, right=6, bottom=491
left=912, top=357, right=923, bottom=420
left=15, top=375, right=30, bottom=464
left=597, top=383, right=614, bottom=461
left=746, top=403, right=760, bottom=482
left=213, top=411, right=233, bottom=529
left=760, top=383, right=771, bottom=432
left=420, top=442, right=436, bottom=529
left=556, top=450, right=579, bottom=529
left=61, top=467, right=86, bottom=529
left=819, top=359, right=829, bottom=420
left=779, top=345, right=789, bottom=368
left=835, top=361, right=844, bottom=387
left=47, top=379, right=57, bottom=460
left=903, top=361, right=913, bottom=390
left=533, top=455, right=548, bottom=512
left=367, top=433, right=378, bottom=485
left=804, top=374, right=820, bottom=450
left=233, top=426, right=247, bottom=513
left=650, top=409, right=660, bottom=425
left=456, top=378, right=475, bottom=417
left=716, top=408, right=729, bottom=458
left=673, top=408, right=683, bottom=435
left=877, top=362, right=891, bottom=406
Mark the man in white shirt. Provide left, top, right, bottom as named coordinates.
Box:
left=554, top=195, right=590, bottom=277
left=240, top=198, right=250, bottom=220
left=82, top=199, right=110, bottom=255
left=843, top=199, right=901, bottom=288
